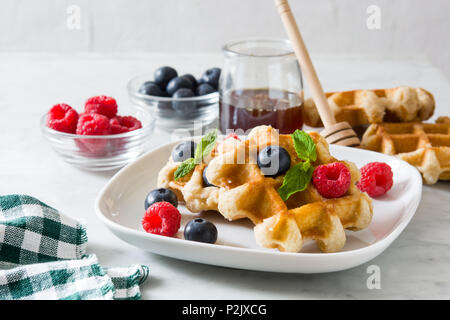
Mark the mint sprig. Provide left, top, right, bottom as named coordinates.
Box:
left=277, top=130, right=317, bottom=201
left=292, top=130, right=317, bottom=162
left=174, top=158, right=196, bottom=180
left=174, top=130, right=217, bottom=180
left=194, top=130, right=217, bottom=164
left=277, top=161, right=314, bottom=201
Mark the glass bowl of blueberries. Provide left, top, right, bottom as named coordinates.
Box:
left=128, top=66, right=220, bottom=130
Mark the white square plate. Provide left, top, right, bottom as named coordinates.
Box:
left=95, top=141, right=422, bottom=273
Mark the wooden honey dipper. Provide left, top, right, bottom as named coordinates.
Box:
left=274, top=0, right=360, bottom=146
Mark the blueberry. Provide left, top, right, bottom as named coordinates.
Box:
left=257, top=146, right=291, bottom=177
left=172, top=141, right=197, bottom=162
left=144, top=188, right=178, bottom=210
left=154, top=66, right=178, bottom=89
left=172, top=88, right=196, bottom=114
left=157, top=101, right=175, bottom=118
left=196, top=83, right=216, bottom=96
left=184, top=218, right=218, bottom=244
left=138, top=81, right=165, bottom=97
left=202, top=166, right=214, bottom=187
left=200, top=67, right=221, bottom=89
left=181, top=74, right=198, bottom=89
left=173, top=88, right=195, bottom=98
left=166, top=76, right=192, bottom=96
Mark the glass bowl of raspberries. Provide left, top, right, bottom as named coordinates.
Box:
left=127, top=66, right=220, bottom=130
left=41, top=95, right=155, bottom=171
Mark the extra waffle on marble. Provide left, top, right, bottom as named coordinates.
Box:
left=303, top=87, right=435, bottom=127
left=361, top=121, right=450, bottom=184
left=204, top=126, right=373, bottom=253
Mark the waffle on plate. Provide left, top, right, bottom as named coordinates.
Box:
left=158, top=126, right=373, bottom=253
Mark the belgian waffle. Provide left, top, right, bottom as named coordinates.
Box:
left=204, top=126, right=373, bottom=253
left=157, top=137, right=240, bottom=213
left=303, top=87, right=435, bottom=127
left=361, top=121, right=450, bottom=184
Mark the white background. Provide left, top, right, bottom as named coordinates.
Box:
left=0, top=0, right=449, bottom=79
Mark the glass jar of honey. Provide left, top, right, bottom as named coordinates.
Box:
left=219, top=38, right=304, bottom=134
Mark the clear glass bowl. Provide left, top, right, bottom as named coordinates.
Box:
left=127, top=74, right=219, bottom=131
left=41, top=107, right=155, bottom=171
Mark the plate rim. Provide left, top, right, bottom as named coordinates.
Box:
left=94, top=139, right=423, bottom=262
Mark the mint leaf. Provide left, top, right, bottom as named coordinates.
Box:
left=174, top=131, right=218, bottom=180
left=277, top=130, right=317, bottom=202
left=174, top=158, right=196, bottom=180
left=194, top=130, right=217, bottom=164
left=292, top=130, right=317, bottom=162
left=277, top=161, right=314, bottom=201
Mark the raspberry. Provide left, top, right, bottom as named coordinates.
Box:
left=357, top=162, right=393, bottom=197
left=110, top=116, right=142, bottom=134
left=75, top=113, right=111, bottom=157
left=312, top=162, right=351, bottom=198
left=46, top=104, right=79, bottom=134
left=142, top=202, right=181, bottom=237
left=85, top=95, right=118, bottom=119
left=76, top=113, right=111, bottom=135
left=225, top=133, right=240, bottom=140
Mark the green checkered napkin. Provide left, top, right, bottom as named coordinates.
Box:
left=0, top=194, right=149, bottom=300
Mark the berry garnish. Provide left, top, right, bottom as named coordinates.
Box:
left=200, top=68, right=221, bottom=89
left=109, top=116, right=142, bottom=134
left=195, top=83, right=216, bottom=96
left=174, top=131, right=217, bottom=180
left=357, top=162, right=393, bottom=197
left=154, top=66, right=178, bottom=89
left=172, top=141, right=197, bottom=162
left=257, top=146, right=291, bottom=177
left=46, top=103, right=79, bottom=134
left=139, top=81, right=166, bottom=97
left=85, top=95, right=118, bottom=119
left=277, top=130, right=317, bottom=201
left=312, top=162, right=351, bottom=198
left=202, top=166, right=214, bottom=187
left=225, top=133, right=240, bottom=140
left=184, top=218, right=217, bottom=244
left=142, top=202, right=181, bottom=237
left=166, top=76, right=192, bottom=96
left=76, top=113, right=111, bottom=135
left=145, top=188, right=178, bottom=210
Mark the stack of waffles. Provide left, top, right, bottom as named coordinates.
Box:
left=158, top=126, right=373, bottom=253
left=302, top=86, right=450, bottom=184
left=303, top=86, right=435, bottom=128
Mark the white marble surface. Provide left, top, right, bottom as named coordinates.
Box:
left=0, top=53, right=449, bottom=299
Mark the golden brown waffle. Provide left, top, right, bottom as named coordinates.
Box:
left=437, top=116, right=450, bottom=124
left=303, top=87, right=435, bottom=127
left=157, top=137, right=241, bottom=213
left=361, top=121, right=450, bottom=184
left=204, top=126, right=373, bottom=253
